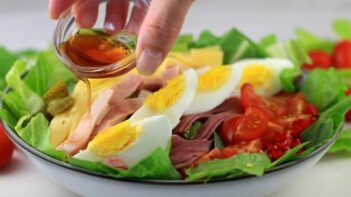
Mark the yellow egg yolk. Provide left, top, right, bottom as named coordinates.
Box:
left=198, top=66, right=231, bottom=92
left=88, top=120, right=139, bottom=156
left=145, top=75, right=185, bottom=112
left=240, top=64, right=273, bottom=89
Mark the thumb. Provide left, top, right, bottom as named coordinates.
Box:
left=136, top=0, right=193, bottom=75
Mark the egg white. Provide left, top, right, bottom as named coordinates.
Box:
left=73, top=115, right=172, bottom=167
left=231, top=58, right=294, bottom=97
left=129, top=69, right=198, bottom=128
left=185, top=65, right=242, bottom=114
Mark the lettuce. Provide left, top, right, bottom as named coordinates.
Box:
left=214, top=132, right=225, bottom=149
left=279, top=67, right=302, bottom=92
left=68, top=147, right=181, bottom=180
left=259, top=34, right=278, bottom=49
left=185, top=153, right=271, bottom=181
left=4, top=60, right=44, bottom=118
left=171, top=34, right=194, bottom=53
left=294, top=28, right=334, bottom=53
left=193, top=30, right=220, bottom=48
left=336, top=69, right=351, bottom=88
left=267, top=143, right=307, bottom=169
left=329, top=130, right=351, bottom=153
left=0, top=47, right=19, bottom=90
left=24, top=49, right=75, bottom=96
left=301, top=96, right=351, bottom=149
left=332, top=18, right=351, bottom=40
left=15, top=113, right=66, bottom=160
left=301, top=68, right=347, bottom=111
left=184, top=121, right=202, bottom=140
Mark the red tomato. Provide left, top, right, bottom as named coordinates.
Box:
left=235, top=107, right=269, bottom=142
left=221, top=139, right=263, bottom=158
left=219, top=115, right=242, bottom=146
left=346, top=89, right=351, bottom=122
left=332, top=40, right=351, bottom=68
left=303, top=50, right=332, bottom=70
left=0, top=122, right=15, bottom=169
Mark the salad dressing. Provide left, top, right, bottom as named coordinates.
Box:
left=60, top=29, right=134, bottom=110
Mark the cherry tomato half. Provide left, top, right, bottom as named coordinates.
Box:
left=235, top=106, right=269, bottom=142
left=332, top=40, right=351, bottom=69
left=219, top=115, right=242, bottom=146
left=0, top=122, right=15, bottom=169
left=303, top=50, right=332, bottom=70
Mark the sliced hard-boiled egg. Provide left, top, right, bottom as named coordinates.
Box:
left=74, top=115, right=171, bottom=167
left=231, top=58, right=294, bottom=97
left=185, top=65, right=242, bottom=114
left=129, top=69, right=197, bottom=128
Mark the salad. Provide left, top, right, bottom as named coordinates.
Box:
left=1, top=19, right=351, bottom=181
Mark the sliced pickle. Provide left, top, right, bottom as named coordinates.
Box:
left=47, top=97, right=75, bottom=116
left=43, top=80, right=69, bottom=103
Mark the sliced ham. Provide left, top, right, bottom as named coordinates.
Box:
left=170, top=135, right=212, bottom=169
left=173, top=112, right=212, bottom=135
left=57, top=88, right=114, bottom=155
left=161, top=65, right=181, bottom=81
left=210, top=96, right=243, bottom=114
left=140, top=78, right=163, bottom=92
left=109, top=74, right=144, bottom=106
left=92, top=98, right=143, bottom=135
left=195, top=111, right=237, bottom=140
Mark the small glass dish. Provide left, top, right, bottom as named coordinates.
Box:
left=53, top=0, right=150, bottom=78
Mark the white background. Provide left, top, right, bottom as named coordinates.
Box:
left=0, top=0, right=351, bottom=196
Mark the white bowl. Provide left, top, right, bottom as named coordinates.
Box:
left=2, top=120, right=338, bottom=197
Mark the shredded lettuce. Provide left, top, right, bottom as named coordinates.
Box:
left=332, top=18, right=351, bottom=40
left=329, top=130, right=351, bottom=153
left=214, top=132, right=225, bottom=149
left=258, top=34, right=278, bottom=49
left=279, top=67, right=302, bottom=92
left=184, top=121, right=202, bottom=140
left=185, top=153, right=271, bottom=181
left=15, top=113, right=66, bottom=160
left=301, top=68, right=347, bottom=111
left=24, top=49, right=75, bottom=96
left=4, top=60, right=44, bottom=117
left=302, top=96, right=351, bottom=149
left=294, top=28, right=334, bottom=53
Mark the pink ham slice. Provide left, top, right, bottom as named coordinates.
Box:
left=57, top=88, right=114, bottom=155
left=210, top=97, right=243, bottom=114
left=57, top=74, right=144, bottom=156
left=161, top=65, right=181, bottom=81
left=170, top=135, right=211, bottom=169
left=173, top=112, right=212, bottom=135
left=194, top=111, right=237, bottom=140
left=92, top=98, right=143, bottom=135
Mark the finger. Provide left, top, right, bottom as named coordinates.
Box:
left=136, top=0, right=193, bottom=75
left=125, top=2, right=148, bottom=34
left=72, top=0, right=100, bottom=28
left=49, top=0, right=77, bottom=19
left=104, top=0, right=129, bottom=33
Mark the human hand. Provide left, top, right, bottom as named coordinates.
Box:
left=49, top=0, right=194, bottom=75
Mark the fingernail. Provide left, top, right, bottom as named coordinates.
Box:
left=137, top=49, right=163, bottom=75
left=79, top=13, right=95, bottom=28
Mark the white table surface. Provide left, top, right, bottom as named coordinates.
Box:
left=1, top=0, right=351, bottom=196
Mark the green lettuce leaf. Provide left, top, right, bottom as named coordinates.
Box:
left=184, top=121, right=202, bottom=140
left=336, top=69, right=351, bottom=88
left=280, top=67, right=302, bottom=92
left=214, top=132, right=225, bottom=149
left=171, top=34, right=194, bottom=53
left=259, top=34, right=278, bottom=49
left=219, top=28, right=267, bottom=64
left=268, top=143, right=307, bottom=169
left=4, top=60, right=44, bottom=117
left=0, top=47, right=19, bottom=90
left=294, top=28, right=334, bottom=53
left=301, top=96, right=351, bottom=149
left=24, top=49, right=75, bottom=96
left=14, top=113, right=66, bottom=160
left=333, top=18, right=351, bottom=39
left=193, top=30, right=220, bottom=48
left=185, top=153, right=271, bottom=181
left=329, top=130, right=351, bottom=153
left=301, top=68, right=347, bottom=111
left=68, top=157, right=107, bottom=173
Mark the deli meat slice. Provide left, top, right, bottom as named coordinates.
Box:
left=173, top=112, right=212, bottom=135
left=210, top=97, right=243, bottom=114
left=170, top=135, right=211, bottom=169
left=195, top=111, right=237, bottom=140
left=109, top=74, right=144, bottom=106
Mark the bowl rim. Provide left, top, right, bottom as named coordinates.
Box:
left=1, top=116, right=339, bottom=185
